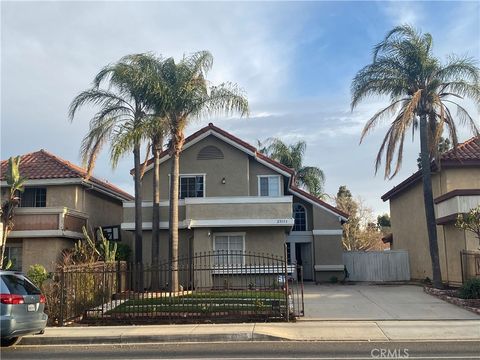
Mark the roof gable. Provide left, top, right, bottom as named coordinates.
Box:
left=382, top=136, right=480, bottom=201
left=139, top=123, right=347, bottom=219
left=1, top=149, right=133, bottom=201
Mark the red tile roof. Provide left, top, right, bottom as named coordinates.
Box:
left=441, top=136, right=480, bottom=163
left=138, top=123, right=347, bottom=218
left=382, top=136, right=480, bottom=201
left=1, top=149, right=133, bottom=201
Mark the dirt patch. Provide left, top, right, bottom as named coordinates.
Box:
left=424, top=286, right=480, bottom=315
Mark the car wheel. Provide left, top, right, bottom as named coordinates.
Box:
left=1, top=337, right=21, bottom=347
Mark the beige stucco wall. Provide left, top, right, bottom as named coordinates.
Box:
left=389, top=174, right=446, bottom=281
left=314, top=235, right=343, bottom=265
left=313, top=234, right=344, bottom=282
left=441, top=224, right=467, bottom=285
left=389, top=166, right=480, bottom=284
left=142, top=135, right=251, bottom=200
left=187, top=202, right=292, bottom=220
left=45, top=185, right=84, bottom=209
left=444, top=167, right=480, bottom=192
left=22, top=237, right=75, bottom=273
left=140, top=230, right=192, bottom=265
left=123, top=205, right=185, bottom=224
left=312, top=206, right=343, bottom=229
left=83, top=190, right=124, bottom=229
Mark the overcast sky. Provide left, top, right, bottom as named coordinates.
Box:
left=1, top=1, right=479, bottom=215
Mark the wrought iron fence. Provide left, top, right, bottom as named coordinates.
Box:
left=461, top=250, right=480, bottom=283
left=51, top=248, right=303, bottom=325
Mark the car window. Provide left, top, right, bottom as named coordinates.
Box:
left=0, top=274, right=41, bottom=295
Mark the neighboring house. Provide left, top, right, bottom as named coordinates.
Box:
left=382, top=136, right=480, bottom=285
left=122, top=123, right=348, bottom=282
left=0, top=150, right=134, bottom=272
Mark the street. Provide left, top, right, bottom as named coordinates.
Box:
left=2, top=341, right=480, bottom=359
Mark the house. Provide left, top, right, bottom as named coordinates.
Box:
left=121, top=123, right=348, bottom=283
left=382, top=136, right=480, bottom=285
left=0, top=149, right=134, bottom=272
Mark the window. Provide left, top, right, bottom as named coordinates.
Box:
left=258, top=175, right=280, bottom=196
left=4, top=245, right=22, bottom=271
left=214, top=233, right=245, bottom=266
left=19, top=187, right=46, bottom=207
left=293, top=203, right=307, bottom=231
left=179, top=175, right=205, bottom=199
left=97, top=226, right=120, bottom=242
left=1, top=274, right=40, bottom=295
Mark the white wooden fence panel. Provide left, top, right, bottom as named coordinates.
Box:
left=343, top=250, right=410, bottom=282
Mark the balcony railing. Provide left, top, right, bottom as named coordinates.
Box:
left=9, top=207, right=88, bottom=238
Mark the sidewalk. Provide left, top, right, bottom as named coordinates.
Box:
left=20, top=320, right=480, bottom=345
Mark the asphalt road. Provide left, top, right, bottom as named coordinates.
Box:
left=2, top=341, right=480, bottom=359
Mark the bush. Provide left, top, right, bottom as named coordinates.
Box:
left=116, top=243, right=132, bottom=262
left=459, top=278, right=480, bottom=299
left=27, top=264, right=50, bottom=288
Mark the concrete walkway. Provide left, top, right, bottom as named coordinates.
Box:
left=20, top=320, right=480, bottom=345
left=302, top=283, right=480, bottom=320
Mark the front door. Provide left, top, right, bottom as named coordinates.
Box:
left=295, top=243, right=313, bottom=281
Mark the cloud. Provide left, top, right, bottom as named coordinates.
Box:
left=380, top=1, right=423, bottom=27
left=1, top=1, right=478, bottom=217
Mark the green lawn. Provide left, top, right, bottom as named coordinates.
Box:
left=108, top=290, right=286, bottom=315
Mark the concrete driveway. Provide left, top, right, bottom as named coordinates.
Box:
left=302, top=283, right=479, bottom=320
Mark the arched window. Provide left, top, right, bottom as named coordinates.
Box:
left=293, top=203, right=307, bottom=231
left=197, top=145, right=224, bottom=160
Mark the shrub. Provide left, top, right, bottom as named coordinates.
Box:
left=27, top=264, right=50, bottom=288
left=116, top=243, right=132, bottom=262
left=459, top=278, right=480, bottom=299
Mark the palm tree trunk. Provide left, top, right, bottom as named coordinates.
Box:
left=419, top=114, right=443, bottom=289
left=151, top=137, right=161, bottom=290
left=168, top=140, right=180, bottom=293
left=133, top=143, right=143, bottom=290
left=0, top=227, right=8, bottom=269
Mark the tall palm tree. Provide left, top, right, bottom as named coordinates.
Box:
left=351, top=25, right=480, bottom=288
left=69, top=54, right=158, bottom=272
left=1, top=156, right=26, bottom=269
left=155, top=51, right=249, bottom=291
left=148, top=116, right=169, bottom=271
left=261, top=138, right=326, bottom=198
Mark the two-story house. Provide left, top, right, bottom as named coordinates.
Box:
left=1, top=150, right=134, bottom=272
left=382, top=136, right=480, bottom=285
left=122, top=123, right=348, bottom=282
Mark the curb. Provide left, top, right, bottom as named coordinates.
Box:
left=19, top=332, right=284, bottom=346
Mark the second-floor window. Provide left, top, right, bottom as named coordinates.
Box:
left=293, top=203, right=307, bottom=231
left=180, top=175, right=205, bottom=199
left=258, top=175, right=281, bottom=196
left=19, top=187, right=46, bottom=207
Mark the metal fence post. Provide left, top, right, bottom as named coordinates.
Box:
left=284, top=243, right=289, bottom=322
left=460, top=250, right=465, bottom=284
left=59, top=268, right=65, bottom=326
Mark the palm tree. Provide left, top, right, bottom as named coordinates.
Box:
left=1, top=156, right=26, bottom=269
left=351, top=25, right=480, bottom=288
left=69, top=54, right=158, bottom=273
left=148, top=116, right=169, bottom=271
left=155, top=51, right=249, bottom=291
left=261, top=138, right=326, bottom=198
